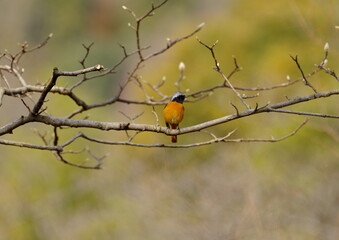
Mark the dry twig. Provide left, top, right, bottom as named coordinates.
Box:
left=1, top=1, right=338, bottom=169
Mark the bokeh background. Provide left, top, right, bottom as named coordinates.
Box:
left=1, top=0, right=339, bottom=239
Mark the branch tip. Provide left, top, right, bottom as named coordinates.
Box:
left=197, top=22, right=205, bottom=29
left=324, top=42, right=329, bottom=52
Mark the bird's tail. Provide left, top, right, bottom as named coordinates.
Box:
left=170, top=124, right=178, bottom=143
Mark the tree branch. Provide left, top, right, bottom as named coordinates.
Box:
left=31, top=65, right=104, bottom=116
left=1, top=2, right=338, bottom=169
left=290, top=55, right=317, bottom=93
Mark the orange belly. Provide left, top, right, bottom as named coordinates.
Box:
left=163, top=102, right=184, bottom=127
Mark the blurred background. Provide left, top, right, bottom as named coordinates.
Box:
left=1, top=0, right=339, bottom=239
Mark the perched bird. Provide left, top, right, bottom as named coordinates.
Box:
left=163, top=91, right=185, bottom=143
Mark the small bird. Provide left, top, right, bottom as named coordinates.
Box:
left=163, top=91, right=185, bottom=143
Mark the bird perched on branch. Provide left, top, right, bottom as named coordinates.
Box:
left=163, top=91, right=185, bottom=143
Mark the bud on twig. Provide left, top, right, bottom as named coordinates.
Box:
left=324, top=42, right=329, bottom=52
left=197, top=22, right=205, bottom=30
left=323, top=59, right=328, bottom=66
left=179, top=62, right=186, bottom=71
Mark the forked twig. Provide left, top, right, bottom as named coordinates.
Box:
left=197, top=37, right=250, bottom=110
left=290, top=55, right=317, bottom=93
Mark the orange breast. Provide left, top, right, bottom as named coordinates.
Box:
left=163, top=102, right=184, bottom=125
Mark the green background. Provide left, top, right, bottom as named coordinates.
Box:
left=0, top=0, right=339, bottom=239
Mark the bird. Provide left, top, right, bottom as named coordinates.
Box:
left=163, top=91, right=186, bottom=143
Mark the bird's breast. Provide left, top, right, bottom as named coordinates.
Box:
left=163, top=102, right=184, bottom=124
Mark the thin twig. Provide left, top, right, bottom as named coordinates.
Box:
left=290, top=55, right=317, bottom=93
left=14, top=88, right=337, bottom=136
left=54, top=151, right=101, bottom=169
left=0, top=138, right=61, bottom=150
left=197, top=37, right=250, bottom=109
left=152, top=105, right=160, bottom=128
left=32, top=65, right=104, bottom=116
left=0, top=87, right=4, bottom=107
left=15, top=33, right=53, bottom=64
left=317, top=65, right=339, bottom=81
left=78, top=120, right=306, bottom=148
left=144, top=22, right=205, bottom=61
left=268, top=108, right=339, bottom=118
left=79, top=42, right=94, bottom=68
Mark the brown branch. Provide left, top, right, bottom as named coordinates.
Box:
left=0, top=87, right=4, bottom=107
left=54, top=150, right=102, bottom=170
left=145, top=76, right=167, bottom=99
left=317, top=65, right=339, bottom=81
left=144, top=22, right=205, bottom=61
left=15, top=33, right=53, bottom=65
left=227, top=56, right=242, bottom=79
left=55, top=65, right=104, bottom=76
left=23, top=33, right=53, bottom=54
left=197, top=37, right=250, bottom=110
left=119, top=111, right=144, bottom=123
left=0, top=115, right=32, bottom=135
left=123, top=0, right=169, bottom=61
left=0, top=64, right=27, bottom=86
left=0, top=138, right=61, bottom=151
left=196, top=38, right=220, bottom=69
left=0, top=119, right=307, bottom=152
left=1, top=2, right=338, bottom=170
left=290, top=55, right=317, bottom=93
left=64, top=24, right=204, bottom=118
left=53, top=128, right=102, bottom=169
left=1, top=88, right=333, bottom=139
left=267, top=108, right=339, bottom=119
left=224, top=118, right=308, bottom=143
left=79, top=42, right=94, bottom=68
left=78, top=119, right=307, bottom=148
left=31, top=65, right=104, bottom=116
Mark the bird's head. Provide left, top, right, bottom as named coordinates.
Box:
left=170, top=91, right=186, bottom=104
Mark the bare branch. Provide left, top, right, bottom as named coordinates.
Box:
left=124, top=0, right=170, bottom=61
left=290, top=55, right=317, bottom=93
left=145, top=76, right=167, bottom=99
left=20, top=99, right=32, bottom=113
left=1, top=87, right=333, bottom=140
left=227, top=56, right=242, bottom=79
left=0, top=138, right=61, bottom=151
left=78, top=120, right=306, bottom=148
left=15, top=33, right=53, bottom=65
left=56, top=65, right=105, bottom=77
left=79, top=42, right=94, bottom=68
left=317, top=64, right=339, bottom=81
left=0, top=65, right=27, bottom=86
left=1, top=1, right=338, bottom=170
left=54, top=150, right=101, bottom=170
left=197, top=37, right=250, bottom=110
left=31, top=65, right=104, bottom=116
left=0, top=87, right=4, bottom=107
left=152, top=105, right=160, bottom=128
left=225, top=118, right=308, bottom=143
left=119, top=111, right=144, bottom=123
left=143, top=22, right=205, bottom=60
left=24, top=33, right=53, bottom=54
left=267, top=108, right=339, bottom=119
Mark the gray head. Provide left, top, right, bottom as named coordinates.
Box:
left=170, top=91, right=186, bottom=104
